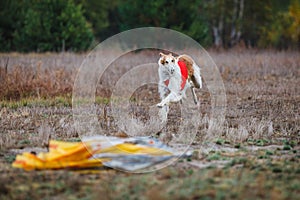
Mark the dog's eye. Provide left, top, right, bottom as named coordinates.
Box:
left=171, top=59, right=174, bottom=62
left=166, top=61, right=168, bottom=64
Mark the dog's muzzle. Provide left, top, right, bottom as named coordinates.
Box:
left=170, top=68, right=175, bottom=74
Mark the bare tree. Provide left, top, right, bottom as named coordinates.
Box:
left=211, top=0, right=225, bottom=48
left=230, top=0, right=244, bottom=47
left=209, top=0, right=245, bottom=48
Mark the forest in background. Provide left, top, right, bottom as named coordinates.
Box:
left=0, top=0, right=299, bottom=52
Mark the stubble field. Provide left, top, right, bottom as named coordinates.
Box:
left=0, top=50, right=299, bottom=199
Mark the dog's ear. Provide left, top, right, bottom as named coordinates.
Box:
left=159, top=52, right=165, bottom=57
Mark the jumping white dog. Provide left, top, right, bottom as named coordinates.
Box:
left=157, top=52, right=202, bottom=120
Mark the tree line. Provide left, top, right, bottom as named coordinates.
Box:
left=0, top=0, right=299, bottom=52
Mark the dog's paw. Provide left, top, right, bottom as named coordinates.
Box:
left=156, top=102, right=164, bottom=108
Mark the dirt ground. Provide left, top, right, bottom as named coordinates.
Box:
left=0, top=50, right=299, bottom=199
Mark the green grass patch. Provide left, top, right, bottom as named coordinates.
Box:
left=283, top=145, right=292, bottom=151
left=0, top=96, right=72, bottom=108
left=4, top=154, right=16, bottom=163
left=215, top=139, right=225, bottom=145
left=18, top=139, right=31, bottom=145
left=207, top=152, right=227, bottom=161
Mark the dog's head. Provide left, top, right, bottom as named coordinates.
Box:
left=158, top=52, right=177, bottom=75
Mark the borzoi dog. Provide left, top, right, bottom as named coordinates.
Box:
left=157, top=52, right=202, bottom=120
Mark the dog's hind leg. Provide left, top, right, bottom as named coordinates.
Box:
left=191, top=87, right=199, bottom=105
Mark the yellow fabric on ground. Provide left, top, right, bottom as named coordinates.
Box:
left=97, top=143, right=172, bottom=155
left=12, top=139, right=173, bottom=171
left=12, top=140, right=104, bottom=170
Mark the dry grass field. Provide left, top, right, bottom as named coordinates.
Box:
left=0, top=50, right=299, bottom=199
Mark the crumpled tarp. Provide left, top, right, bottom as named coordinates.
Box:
left=12, top=136, right=184, bottom=171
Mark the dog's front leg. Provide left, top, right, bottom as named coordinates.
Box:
left=156, top=95, right=170, bottom=108
left=157, top=92, right=182, bottom=108
left=158, top=81, right=168, bottom=100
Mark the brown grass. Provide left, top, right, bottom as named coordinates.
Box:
left=0, top=53, right=83, bottom=100
left=0, top=50, right=299, bottom=200
left=0, top=50, right=299, bottom=147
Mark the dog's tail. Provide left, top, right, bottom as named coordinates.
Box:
left=191, top=64, right=202, bottom=89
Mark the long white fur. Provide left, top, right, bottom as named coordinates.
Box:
left=157, top=53, right=202, bottom=121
